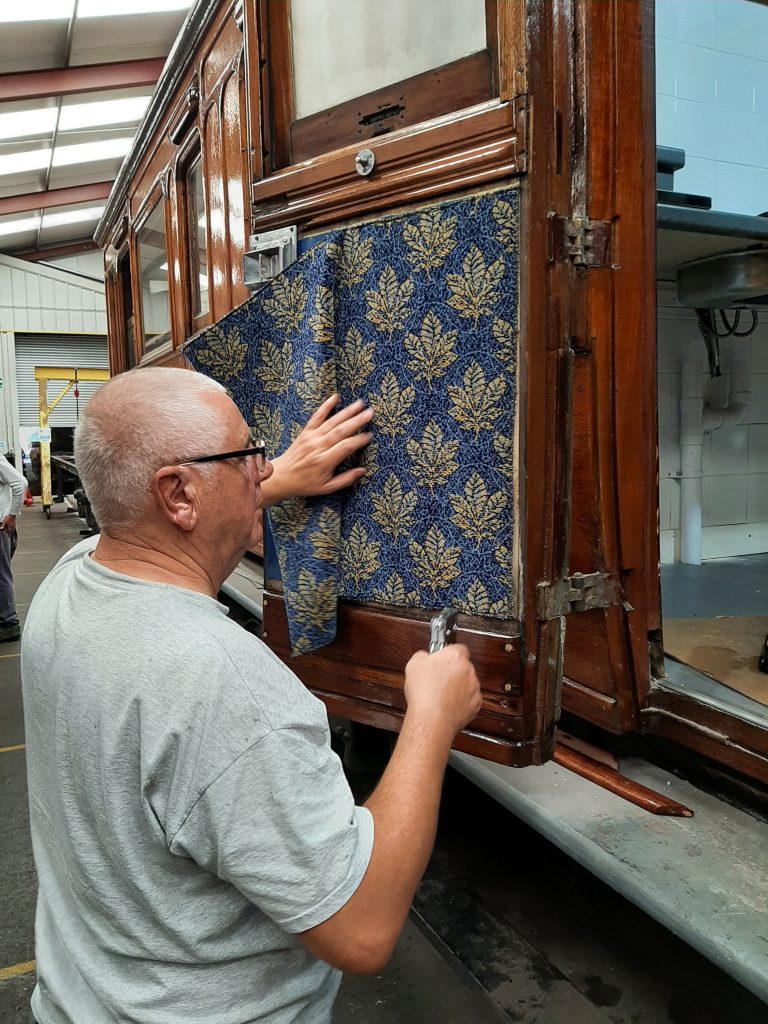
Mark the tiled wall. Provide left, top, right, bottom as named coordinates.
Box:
left=656, top=0, right=768, bottom=215
left=658, top=290, right=768, bottom=563
left=656, top=1, right=768, bottom=563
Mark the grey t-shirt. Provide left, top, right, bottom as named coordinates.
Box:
left=22, top=538, right=374, bottom=1024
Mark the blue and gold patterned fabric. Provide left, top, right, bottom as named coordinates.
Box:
left=185, top=186, right=519, bottom=654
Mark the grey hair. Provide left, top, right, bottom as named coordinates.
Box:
left=74, top=367, right=231, bottom=534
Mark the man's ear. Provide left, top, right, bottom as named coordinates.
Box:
left=151, top=466, right=200, bottom=532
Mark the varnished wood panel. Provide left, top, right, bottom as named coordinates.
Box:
left=203, top=101, right=231, bottom=322
left=497, top=0, right=527, bottom=100
left=642, top=688, right=768, bottom=787
left=260, top=645, right=538, bottom=766
left=101, top=1, right=246, bottom=360
left=251, top=100, right=526, bottom=234
left=290, top=51, right=494, bottom=164
left=320, top=687, right=537, bottom=766
left=222, top=64, right=248, bottom=308
left=201, top=11, right=242, bottom=100
left=262, top=593, right=523, bottom=696
left=260, top=0, right=293, bottom=173
left=557, top=0, right=656, bottom=735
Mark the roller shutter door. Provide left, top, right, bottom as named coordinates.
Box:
left=15, top=333, right=108, bottom=427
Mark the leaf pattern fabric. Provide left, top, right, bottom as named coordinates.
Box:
left=185, top=186, right=519, bottom=653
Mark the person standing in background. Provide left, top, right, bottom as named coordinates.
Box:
left=0, top=453, right=29, bottom=642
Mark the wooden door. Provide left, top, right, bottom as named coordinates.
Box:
left=549, top=0, right=661, bottom=735
left=211, top=0, right=584, bottom=768
left=550, top=0, right=768, bottom=785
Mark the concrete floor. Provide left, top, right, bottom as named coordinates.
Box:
left=2, top=505, right=766, bottom=1023
left=661, top=552, right=768, bottom=618
left=660, top=551, right=768, bottom=723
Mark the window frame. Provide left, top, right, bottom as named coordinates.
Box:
left=133, top=186, right=174, bottom=361
left=104, top=218, right=138, bottom=375
left=174, top=131, right=212, bottom=339
left=258, top=0, right=501, bottom=173
left=248, top=0, right=526, bottom=236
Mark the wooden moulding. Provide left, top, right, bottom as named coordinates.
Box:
left=553, top=744, right=693, bottom=817
left=290, top=51, right=494, bottom=164
left=321, top=688, right=537, bottom=767
left=262, top=592, right=522, bottom=695
left=642, top=688, right=768, bottom=787
left=261, top=593, right=535, bottom=765
left=250, top=97, right=527, bottom=234
left=292, top=664, right=526, bottom=740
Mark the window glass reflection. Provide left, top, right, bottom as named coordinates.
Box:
left=137, top=201, right=171, bottom=350
left=187, top=155, right=209, bottom=318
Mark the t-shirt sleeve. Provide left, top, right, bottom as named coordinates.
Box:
left=169, top=725, right=374, bottom=934
left=0, top=457, right=27, bottom=515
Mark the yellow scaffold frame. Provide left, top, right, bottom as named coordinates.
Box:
left=34, top=366, right=109, bottom=519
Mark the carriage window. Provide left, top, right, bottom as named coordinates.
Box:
left=267, top=0, right=497, bottom=166
left=186, top=155, right=209, bottom=320
left=117, top=252, right=136, bottom=370
left=137, top=200, right=172, bottom=352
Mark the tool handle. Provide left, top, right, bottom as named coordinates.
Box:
left=429, top=606, right=458, bottom=654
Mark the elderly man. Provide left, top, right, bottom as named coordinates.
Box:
left=22, top=367, right=481, bottom=1024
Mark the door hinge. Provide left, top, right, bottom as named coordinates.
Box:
left=548, top=214, right=610, bottom=268
left=537, top=572, right=621, bottom=620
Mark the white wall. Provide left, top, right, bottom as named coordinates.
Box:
left=0, top=253, right=106, bottom=335
left=658, top=288, right=768, bottom=563
left=656, top=0, right=768, bottom=215
left=45, top=251, right=105, bottom=282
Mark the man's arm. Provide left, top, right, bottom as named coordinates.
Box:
left=261, top=394, right=373, bottom=506
left=297, top=645, right=482, bottom=974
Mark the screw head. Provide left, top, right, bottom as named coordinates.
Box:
left=355, top=148, right=375, bottom=176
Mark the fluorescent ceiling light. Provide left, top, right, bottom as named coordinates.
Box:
left=53, top=137, right=133, bottom=167
left=43, top=206, right=105, bottom=228
left=0, top=205, right=106, bottom=239
left=59, top=96, right=152, bottom=132
left=0, top=216, right=40, bottom=238
left=0, top=1, right=74, bottom=22
left=0, top=98, right=150, bottom=144
left=0, top=136, right=133, bottom=178
left=0, top=108, right=58, bottom=142
left=0, top=149, right=51, bottom=177
left=78, top=0, right=192, bottom=16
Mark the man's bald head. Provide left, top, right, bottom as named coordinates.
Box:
left=74, top=367, right=231, bottom=534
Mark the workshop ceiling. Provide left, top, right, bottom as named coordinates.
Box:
left=0, top=0, right=193, bottom=262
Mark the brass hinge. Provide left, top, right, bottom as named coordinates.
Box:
left=537, top=572, right=621, bottom=620
left=548, top=214, right=611, bottom=268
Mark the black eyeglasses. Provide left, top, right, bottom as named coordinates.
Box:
left=180, top=435, right=267, bottom=473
